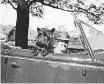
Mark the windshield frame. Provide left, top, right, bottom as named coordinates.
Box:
left=74, top=18, right=95, bottom=61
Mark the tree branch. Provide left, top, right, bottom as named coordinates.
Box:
left=42, top=2, right=75, bottom=12
left=8, top=0, right=17, bottom=10
left=29, top=0, right=102, bottom=24
left=42, top=2, right=100, bottom=18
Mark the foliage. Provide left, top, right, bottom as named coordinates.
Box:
left=1, top=0, right=104, bottom=23
left=0, top=0, right=44, bottom=18
left=43, top=0, right=104, bottom=24
left=29, top=2, right=44, bottom=18
left=87, top=3, right=104, bottom=24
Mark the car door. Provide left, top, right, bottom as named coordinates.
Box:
left=2, top=49, right=104, bottom=83
left=5, top=53, right=86, bottom=83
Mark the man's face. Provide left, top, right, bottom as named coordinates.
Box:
left=57, top=42, right=67, bottom=50
left=54, top=41, right=67, bottom=53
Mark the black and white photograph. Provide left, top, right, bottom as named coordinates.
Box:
left=0, top=0, right=104, bottom=83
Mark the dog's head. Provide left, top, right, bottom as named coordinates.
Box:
left=36, top=27, right=56, bottom=48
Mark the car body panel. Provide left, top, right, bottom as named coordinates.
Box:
left=1, top=49, right=104, bottom=83
left=5, top=57, right=85, bottom=83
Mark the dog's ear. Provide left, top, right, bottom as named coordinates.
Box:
left=37, top=27, right=42, bottom=33
left=51, top=28, right=55, bottom=33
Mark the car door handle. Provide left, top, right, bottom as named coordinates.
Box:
left=82, top=68, right=86, bottom=76
left=11, top=62, right=20, bottom=68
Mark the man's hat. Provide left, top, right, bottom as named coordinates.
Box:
left=57, top=33, right=70, bottom=41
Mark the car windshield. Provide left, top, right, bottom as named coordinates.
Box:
left=79, top=20, right=104, bottom=53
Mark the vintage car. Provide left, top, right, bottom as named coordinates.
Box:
left=1, top=48, right=104, bottom=83
left=1, top=20, right=104, bottom=83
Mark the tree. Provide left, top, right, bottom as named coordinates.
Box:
left=1, top=0, right=104, bottom=48
left=1, top=0, right=44, bottom=49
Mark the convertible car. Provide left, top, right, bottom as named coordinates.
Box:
left=1, top=20, right=104, bottom=83
left=1, top=48, right=104, bottom=83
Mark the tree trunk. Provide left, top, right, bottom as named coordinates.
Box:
left=15, top=1, right=29, bottom=49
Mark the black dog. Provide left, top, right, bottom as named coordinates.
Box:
left=33, top=27, right=56, bottom=57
